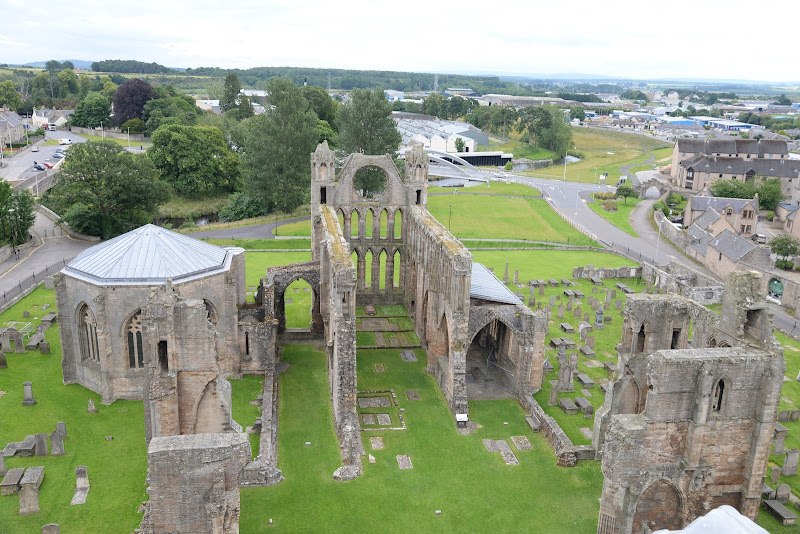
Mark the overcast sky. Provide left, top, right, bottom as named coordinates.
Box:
left=2, top=0, right=797, bottom=83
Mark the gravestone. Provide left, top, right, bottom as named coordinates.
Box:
left=513, top=269, right=519, bottom=284
left=406, top=390, right=420, bottom=401
left=778, top=410, right=790, bottom=422
left=776, top=484, right=791, bottom=503
left=604, top=315, right=612, bottom=323
left=580, top=329, right=587, bottom=341
left=538, top=285, right=544, bottom=296
left=44, top=277, right=55, bottom=290
left=50, top=431, right=64, bottom=456
left=774, top=423, right=788, bottom=455
left=528, top=298, right=535, bottom=306
left=42, top=525, right=60, bottom=534
left=376, top=413, right=391, bottom=425
left=1, top=467, right=24, bottom=495
left=23, top=381, right=36, bottom=406
left=586, top=336, right=595, bottom=349
left=39, top=342, right=50, bottom=354
left=56, top=422, right=66, bottom=439
left=592, top=286, right=598, bottom=294
left=548, top=387, right=558, bottom=406
left=361, top=414, right=376, bottom=425
left=542, top=357, right=554, bottom=373
left=605, top=291, right=612, bottom=306
left=0, top=351, right=6, bottom=368
left=511, top=436, right=532, bottom=450
left=573, top=307, right=581, bottom=318
left=557, top=305, right=564, bottom=319
left=550, top=295, right=555, bottom=306
left=18, top=466, right=44, bottom=515
left=23, top=311, right=30, bottom=318
left=771, top=466, right=782, bottom=485
left=87, top=399, right=97, bottom=413
left=559, top=398, right=578, bottom=415
left=584, top=312, right=590, bottom=323
left=0, top=452, right=5, bottom=477
left=13, top=331, right=25, bottom=353
left=0, top=334, right=9, bottom=353
left=529, top=284, right=534, bottom=296
left=71, top=466, right=90, bottom=505
left=556, top=345, right=574, bottom=392
left=615, top=299, right=623, bottom=310
left=503, top=262, right=509, bottom=284
left=400, top=350, right=417, bottom=362
left=34, top=434, right=47, bottom=457
left=791, top=410, right=800, bottom=422
left=566, top=300, right=573, bottom=311
left=782, top=449, right=799, bottom=476
left=594, top=306, right=604, bottom=328
left=611, top=289, right=617, bottom=298
left=396, top=455, right=413, bottom=469
left=369, top=436, right=385, bottom=450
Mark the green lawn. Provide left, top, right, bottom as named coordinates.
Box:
left=479, top=131, right=559, bottom=161
left=470, top=250, right=636, bottom=281
left=0, top=287, right=147, bottom=533
left=587, top=196, right=641, bottom=237
left=78, top=133, right=152, bottom=148
left=239, top=344, right=603, bottom=533
left=201, top=238, right=312, bottom=250
left=244, top=251, right=312, bottom=291
left=429, top=182, right=541, bottom=196
left=427, top=195, right=596, bottom=245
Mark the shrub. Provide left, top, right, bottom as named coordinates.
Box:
left=667, top=193, right=683, bottom=205
left=504, top=161, right=513, bottom=171
left=602, top=201, right=618, bottom=212
left=777, top=259, right=794, bottom=270
left=121, top=118, right=146, bottom=134
left=767, top=211, right=774, bottom=222
left=219, top=193, right=268, bottom=222
left=653, top=201, right=670, bottom=216
left=593, top=192, right=616, bottom=201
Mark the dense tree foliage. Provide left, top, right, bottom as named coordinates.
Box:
left=141, top=90, right=202, bottom=134
left=221, top=73, right=241, bottom=112
left=148, top=124, right=239, bottom=194
left=111, top=79, right=157, bottom=127
left=709, top=177, right=783, bottom=210
left=0, top=80, right=23, bottom=111
left=0, top=182, right=36, bottom=245
left=620, top=89, right=649, bottom=101
left=91, top=60, right=174, bottom=74
left=513, top=105, right=571, bottom=154
left=239, top=77, right=318, bottom=213
left=615, top=184, right=637, bottom=205
left=770, top=235, right=799, bottom=260
left=70, top=92, right=112, bottom=128
left=45, top=141, right=169, bottom=239
left=301, top=85, right=337, bottom=125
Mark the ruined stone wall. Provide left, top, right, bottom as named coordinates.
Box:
left=641, top=262, right=723, bottom=304
left=54, top=252, right=244, bottom=403
left=572, top=265, right=640, bottom=280
left=142, top=433, right=251, bottom=534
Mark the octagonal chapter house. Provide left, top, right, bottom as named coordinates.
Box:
left=54, top=224, right=246, bottom=403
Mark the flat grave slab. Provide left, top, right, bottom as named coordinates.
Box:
left=764, top=499, right=797, bottom=526
left=365, top=305, right=377, bottom=316
left=361, top=414, right=376, bottom=425
left=373, top=363, right=386, bottom=373
left=369, top=436, right=385, bottom=450
left=406, top=390, right=420, bottom=401
left=510, top=436, right=532, bottom=450
left=573, top=290, right=585, bottom=298
left=560, top=323, right=574, bottom=333
left=525, top=416, right=541, bottom=432
left=580, top=427, right=594, bottom=440
left=548, top=279, right=559, bottom=287
left=358, top=396, right=390, bottom=408
left=21, top=465, right=44, bottom=488
left=1, top=467, right=25, bottom=495
left=397, top=455, right=413, bottom=469
left=563, top=289, right=575, bottom=298
left=590, top=276, right=602, bottom=286
left=581, top=388, right=593, bottom=398
left=561, top=279, right=572, bottom=286
left=584, top=359, right=602, bottom=368
left=400, top=350, right=417, bottom=362
left=376, top=413, right=392, bottom=425
left=576, top=373, right=595, bottom=388
left=575, top=397, right=594, bottom=415
left=559, top=398, right=578, bottom=415
left=604, top=362, right=618, bottom=373
left=579, top=345, right=595, bottom=357
left=483, top=439, right=520, bottom=465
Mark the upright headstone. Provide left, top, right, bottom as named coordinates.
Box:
left=0, top=332, right=10, bottom=352
left=56, top=422, right=66, bottom=439
left=13, top=331, right=25, bottom=353
left=23, top=381, right=36, bottom=405
left=776, top=484, right=791, bottom=503
left=782, top=449, right=799, bottom=476
left=573, top=307, right=581, bottom=318
left=605, top=291, right=612, bottom=306
left=556, top=345, right=574, bottom=392
left=50, top=431, right=64, bottom=456
left=557, top=305, right=564, bottom=319
left=503, top=262, right=509, bottom=284
left=44, top=277, right=55, bottom=290
left=538, top=285, right=544, bottom=296
left=592, top=286, right=598, bottom=294
left=0, top=351, right=6, bottom=368
left=42, top=525, right=60, bottom=534
left=791, top=410, right=800, bottom=422
left=586, top=336, right=595, bottom=349
left=87, top=399, right=97, bottom=413
left=584, top=312, right=590, bottom=323
left=615, top=299, right=623, bottom=310
left=566, top=300, right=573, bottom=311
left=548, top=387, right=558, bottom=406
left=771, top=466, right=782, bottom=485
left=39, top=342, right=50, bottom=354
left=529, top=284, right=534, bottom=296
left=35, top=434, right=48, bottom=457
left=528, top=298, right=535, bottom=306
left=778, top=410, right=790, bottom=422
left=611, top=289, right=617, bottom=298
left=774, top=423, right=788, bottom=455
left=595, top=306, right=605, bottom=329
left=0, top=453, right=6, bottom=477
left=23, top=311, right=30, bottom=318
left=513, top=269, right=519, bottom=285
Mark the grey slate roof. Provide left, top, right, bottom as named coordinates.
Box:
left=684, top=155, right=800, bottom=179
left=690, top=195, right=758, bottom=214
left=470, top=263, right=520, bottom=305
left=693, top=208, right=722, bottom=231
left=676, top=138, right=788, bottom=156
left=686, top=224, right=707, bottom=240
left=64, top=224, right=232, bottom=284
left=707, top=230, right=757, bottom=261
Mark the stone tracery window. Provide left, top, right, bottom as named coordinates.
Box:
left=127, top=311, right=144, bottom=369
left=78, top=304, right=100, bottom=362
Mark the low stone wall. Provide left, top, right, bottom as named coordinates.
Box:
left=572, top=264, right=639, bottom=280
left=641, top=262, right=723, bottom=304
left=654, top=210, right=691, bottom=250
left=522, top=396, right=595, bottom=467
left=69, top=125, right=149, bottom=143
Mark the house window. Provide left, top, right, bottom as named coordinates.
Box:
left=687, top=170, right=694, bottom=178
left=126, top=311, right=144, bottom=369
left=726, top=209, right=733, bottom=215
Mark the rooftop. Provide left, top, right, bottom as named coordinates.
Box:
left=470, top=263, right=521, bottom=305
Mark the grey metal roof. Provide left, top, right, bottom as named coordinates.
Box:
left=470, top=263, right=521, bottom=305
left=64, top=224, right=231, bottom=284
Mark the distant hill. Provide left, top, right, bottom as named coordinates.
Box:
left=23, top=59, right=94, bottom=69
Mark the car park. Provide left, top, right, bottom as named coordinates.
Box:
left=42, top=162, right=54, bottom=169
left=33, top=164, right=45, bottom=171
left=51, top=153, right=64, bottom=159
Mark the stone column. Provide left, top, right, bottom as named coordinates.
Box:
left=371, top=253, right=380, bottom=290
left=385, top=255, right=394, bottom=290
left=357, top=255, right=366, bottom=291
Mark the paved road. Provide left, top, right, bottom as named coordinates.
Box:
left=0, top=130, right=86, bottom=183
left=619, top=152, right=655, bottom=180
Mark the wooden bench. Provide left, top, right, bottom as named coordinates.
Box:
left=576, top=373, right=595, bottom=388
left=560, top=323, right=574, bottom=334
left=558, top=398, right=578, bottom=415
left=365, top=305, right=377, bottom=316
left=764, top=499, right=797, bottom=526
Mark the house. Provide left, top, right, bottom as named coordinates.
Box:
left=393, top=113, right=484, bottom=153
left=0, top=109, right=25, bottom=143
left=31, top=108, right=73, bottom=129
left=703, top=229, right=772, bottom=279
left=682, top=194, right=759, bottom=237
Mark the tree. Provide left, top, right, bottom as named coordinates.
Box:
left=221, top=73, right=241, bottom=112
left=148, top=124, right=239, bottom=195
left=70, top=92, right=111, bottom=128
left=421, top=92, right=446, bottom=118
left=709, top=178, right=756, bottom=199
left=775, top=94, right=791, bottom=106
left=61, top=61, right=75, bottom=70
left=45, top=141, right=169, bottom=239
left=121, top=118, right=146, bottom=134
left=517, top=106, right=552, bottom=147
left=520, top=105, right=572, bottom=154
left=239, top=77, right=318, bottom=213
left=0, top=80, right=23, bottom=111
left=570, top=107, right=586, bottom=121
left=616, top=184, right=637, bottom=205
left=301, top=85, right=337, bottom=126
left=111, top=78, right=157, bottom=127
left=45, top=60, right=62, bottom=73
left=756, top=177, right=784, bottom=211
left=237, top=93, right=254, bottom=120
left=0, top=182, right=36, bottom=245
left=770, top=234, right=799, bottom=260
left=336, top=87, right=402, bottom=196
left=454, top=137, right=465, bottom=152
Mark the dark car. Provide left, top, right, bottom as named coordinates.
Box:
left=33, top=164, right=45, bottom=171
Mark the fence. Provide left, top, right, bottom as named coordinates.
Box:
left=0, top=259, right=68, bottom=311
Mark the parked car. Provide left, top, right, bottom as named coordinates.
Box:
left=51, top=153, right=64, bottom=159
left=42, top=162, right=53, bottom=169
left=33, top=164, right=45, bottom=171
left=751, top=233, right=767, bottom=244
left=31, top=146, right=39, bottom=152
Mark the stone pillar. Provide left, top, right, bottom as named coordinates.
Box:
left=503, top=262, right=509, bottom=284
left=22, top=381, right=35, bottom=405
left=371, top=254, right=380, bottom=290
left=782, top=449, right=799, bottom=476
left=357, top=255, right=366, bottom=291
left=385, top=255, right=394, bottom=290
left=513, top=269, right=519, bottom=285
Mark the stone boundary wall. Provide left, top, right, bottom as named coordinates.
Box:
left=641, top=262, right=723, bottom=304
left=654, top=209, right=691, bottom=249
left=240, top=368, right=283, bottom=487
left=36, top=205, right=101, bottom=242
left=68, top=125, right=149, bottom=143
left=522, top=396, right=594, bottom=467
left=572, top=264, right=639, bottom=280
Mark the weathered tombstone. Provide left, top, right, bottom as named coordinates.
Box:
left=44, top=277, right=55, bottom=290
left=615, top=299, right=623, bottom=310
left=543, top=357, right=554, bottom=373
left=23, top=381, right=36, bottom=405
left=39, top=342, right=50, bottom=354
left=50, top=431, right=64, bottom=456
left=538, top=285, right=544, bottom=296
left=611, top=289, right=617, bottom=298
left=23, top=311, right=30, bottom=318
left=791, top=410, right=800, bottom=422
left=771, top=466, right=782, bottom=485
left=549, top=295, right=555, bottom=306
left=528, top=297, right=535, bottom=306
left=776, top=483, right=791, bottom=503
left=0, top=453, right=6, bottom=477
left=556, top=345, right=574, bottom=392
left=529, top=284, right=534, bottom=296
left=782, top=449, right=799, bottom=476
left=573, top=307, right=581, bottom=318
left=548, top=387, right=558, bottom=406
left=71, top=466, right=90, bottom=505
left=503, top=262, right=509, bottom=284
left=584, top=312, right=590, bottom=323
left=594, top=306, right=605, bottom=329
left=513, top=269, right=519, bottom=285
left=604, top=315, right=612, bottom=323
left=87, top=399, right=97, bottom=413
left=778, top=410, right=790, bottom=422
left=586, top=336, right=595, bottom=349
left=566, top=300, right=573, bottom=311
left=605, top=291, right=612, bottom=306
left=42, top=525, right=60, bottom=534
left=0, top=333, right=10, bottom=352
left=774, top=423, right=788, bottom=455
left=34, top=434, right=48, bottom=457
left=592, top=286, right=598, bottom=294
left=557, top=305, right=564, bottom=319
left=0, top=351, right=6, bottom=368
left=580, top=328, right=587, bottom=341
left=18, top=466, right=44, bottom=515
left=56, top=422, right=66, bottom=439
left=13, top=331, right=25, bottom=353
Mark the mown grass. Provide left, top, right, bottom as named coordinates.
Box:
left=229, top=374, right=264, bottom=457
left=0, top=286, right=147, bottom=534
left=200, top=238, right=312, bottom=250
left=78, top=133, right=152, bottom=148
left=428, top=182, right=541, bottom=197
left=239, top=344, right=603, bottom=533
left=587, top=196, right=641, bottom=237
left=427, top=195, right=596, bottom=245
left=244, top=251, right=312, bottom=291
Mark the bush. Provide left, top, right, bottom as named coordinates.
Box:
left=777, top=259, right=794, bottom=270
left=767, top=211, right=774, bottom=222
left=219, top=192, right=268, bottom=222
left=593, top=192, right=616, bottom=201
left=121, top=118, right=146, bottom=134
left=653, top=201, right=670, bottom=216
left=602, top=201, right=618, bottom=212
left=667, top=193, right=683, bottom=205
left=504, top=161, right=513, bottom=171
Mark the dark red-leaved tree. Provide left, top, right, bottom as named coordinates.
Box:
left=111, top=78, right=157, bottom=127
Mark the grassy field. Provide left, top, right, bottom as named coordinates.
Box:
left=427, top=195, right=596, bottom=245
left=201, top=238, right=312, bottom=250
left=78, top=133, right=152, bottom=148
left=587, top=196, right=641, bottom=237
left=479, top=130, right=559, bottom=161
left=521, top=127, right=669, bottom=183
left=428, top=182, right=541, bottom=196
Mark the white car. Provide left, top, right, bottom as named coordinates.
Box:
left=31, top=146, right=39, bottom=152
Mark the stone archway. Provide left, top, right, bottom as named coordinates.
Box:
left=769, top=277, right=784, bottom=301
left=632, top=480, right=684, bottom=533
left=268, top=262, right=323, bottom=335
left=644, top=186, right=660, bottom=199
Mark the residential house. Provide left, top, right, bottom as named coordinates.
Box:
left=0, top=109, right=25, bottom=144
left=682, top=194, right=759, bottom=237
left=31, top=108, right=73, bottom=129
left=703, top=230, right=772, bottom=279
